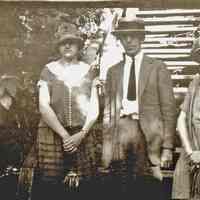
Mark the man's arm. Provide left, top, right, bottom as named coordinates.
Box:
left=158, top=64, right=177, bottom=149
left=158, top=64, right=177, bottom=168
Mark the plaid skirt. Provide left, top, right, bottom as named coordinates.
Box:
left=36, top=122, right=102, bottom=182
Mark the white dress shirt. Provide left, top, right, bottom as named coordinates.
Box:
left=121, top=51, right=143, bottom=118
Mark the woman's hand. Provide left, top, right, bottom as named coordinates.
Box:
left=63, top=131, right=86, bottom=153
left=190, top=151, right=200, bottom=164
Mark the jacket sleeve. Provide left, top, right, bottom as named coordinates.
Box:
left=102, top=67, right=112, bottom=128
left=158, top=64, right=177, bottom=149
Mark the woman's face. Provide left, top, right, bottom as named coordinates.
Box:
left=58, top=39, right=80, bottom=60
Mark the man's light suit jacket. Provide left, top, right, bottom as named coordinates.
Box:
left=103, top=54, right=177, bottom=166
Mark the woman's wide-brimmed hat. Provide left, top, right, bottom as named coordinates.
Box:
left=55, top=23, right=84, bottom=48
left=112, top=17, right=146, bottom=41
left=191, top=37, right=200, bottom=63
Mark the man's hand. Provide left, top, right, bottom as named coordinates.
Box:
left=161, top=148, right=173, bottom=169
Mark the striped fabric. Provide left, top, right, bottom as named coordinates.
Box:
left=37, top=123, right=102, bottom=182
left=37, top=125, right=64, bottom=181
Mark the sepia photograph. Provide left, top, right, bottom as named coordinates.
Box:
left=1, top=1, right=200, bottom=200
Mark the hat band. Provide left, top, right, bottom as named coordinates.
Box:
left=114, top=29, right=145, bottom=32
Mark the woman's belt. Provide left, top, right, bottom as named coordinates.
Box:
left=64, top=126, right=82, bottom=135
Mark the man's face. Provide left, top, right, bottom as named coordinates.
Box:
left=119, top=33, right=142, bottom=57
left=59, top=39, right=80, bottom=60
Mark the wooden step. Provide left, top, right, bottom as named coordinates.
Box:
left=142, top=16, right=200, bottom=25
left=147, top=54, right=190, bottom=59
left=142, top=43, right=191, bottom=48
left=167, top=66, right=200, bottom=75
left=144, top=37, right=194, bottom=43
left=146, top=26, right=196, bottom=34
left=143, top=48, right=191, bottom=54
left=137, top=9, right=200, bottom=17
left=171, top=74, right=195, bottom=79
left=173, top=87, right=188, bottom=93
left=164, top=61, right=199, bottom=66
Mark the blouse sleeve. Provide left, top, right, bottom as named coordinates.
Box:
left=89, top=66, right=98, bottom=81
left=37, top=67, right=55, bottom=89
left=84, top=66, right=98, bottom=97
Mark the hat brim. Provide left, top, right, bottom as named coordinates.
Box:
left=56, top=34, right=84, bottom=47
left=111, top=29, right=147, bottom=36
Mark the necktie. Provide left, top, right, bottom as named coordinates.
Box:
left=127, top=58, right=136, bottom=101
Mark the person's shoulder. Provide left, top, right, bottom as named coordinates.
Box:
left=184, top=74, right=200, bottom=94
left=144, top=55, right=164, bottom=66
left=107, top=61, right=123, bottom=74
left=40, top=60, right=59, bottom=78
left=190, top=73, right=200, bottom=87
left=45, top=60, right=60, bottom=70
left=193, top=73, right=200, bottom=80
left=144, top=55, right=168, bottom=74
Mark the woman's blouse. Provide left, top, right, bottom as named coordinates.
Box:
left=38, top=60, right=96, bottom=128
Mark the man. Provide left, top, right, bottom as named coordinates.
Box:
left=101, top=16, right=177, bottom=198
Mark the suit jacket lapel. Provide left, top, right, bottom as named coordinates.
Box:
left=139, top=55, right=154, bottom=101
left=109, top=61, right=124, bottom=107
left=119, top=61, right=125, bottom=102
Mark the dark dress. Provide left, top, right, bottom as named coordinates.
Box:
left=31, top=61, right=102, bottom=200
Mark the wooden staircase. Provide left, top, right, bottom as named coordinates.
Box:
left=136, top=9, right=200, bottom=199
left=137, top=9, right=200, bottom=105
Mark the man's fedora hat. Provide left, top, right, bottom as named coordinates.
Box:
left=112, top=17, right=146, bottom=40
left=55, top=23, right=84, bottom=48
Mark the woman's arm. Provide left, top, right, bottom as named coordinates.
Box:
left=177, top=111, right=193, bottom=156
left=178, top=111, right=200, bottom=164
left=63, top=80, right=100, bottom=151
left=39, top=83, right=70, bottom=140
left=81, top=80, right=100, bottom=134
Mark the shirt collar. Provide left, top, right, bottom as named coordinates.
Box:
left=125, top=50, right=143, bottom=66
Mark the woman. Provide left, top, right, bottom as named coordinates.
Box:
left=32, top=23, right=101, bottom=200
left=172, top=37, right=200, bottom=200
